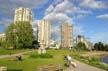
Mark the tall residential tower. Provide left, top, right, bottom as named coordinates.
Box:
left=61, top=23, right=73, bottom=48
left=37, top=19, right=51, bottom=48
left=14, top=7, right=33, bottom=23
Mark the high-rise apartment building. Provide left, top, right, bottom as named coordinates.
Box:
left=14, top=7, right=33, bottom=23
left=61, top=23, right=73, bottom=48
left=37, top=19, right=50, bottom=48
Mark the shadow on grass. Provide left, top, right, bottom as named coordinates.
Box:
left=7, top=69, right=23, bottom=71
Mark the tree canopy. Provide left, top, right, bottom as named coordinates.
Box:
left=94, top=42, right=108, bottom=51
left=76, top=42, right=87, bottom=51
left=5, top=21, right=34, bottom=49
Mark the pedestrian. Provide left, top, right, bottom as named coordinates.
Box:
left=66, top=55, right=77, bottom=68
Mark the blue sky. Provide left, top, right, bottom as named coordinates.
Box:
left=0, top=0, right=108, bottom=43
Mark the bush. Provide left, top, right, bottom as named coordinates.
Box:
left=64, top=63, right=69, bottom=67
left=30, top=53, right=53, bottom=58
left=91, top=57, right=100, bottom=62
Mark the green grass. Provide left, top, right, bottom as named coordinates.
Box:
left=29, top=53, right=53, bottom=58
left=0, top=48, right=32, bottom=55
left=0, top=49, right=71, bottom=71
left=0, top=49, right=107, bottom=71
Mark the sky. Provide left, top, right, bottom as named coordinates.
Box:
left=0, top=0, right=108, bottom=43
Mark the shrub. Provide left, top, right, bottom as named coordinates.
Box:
left=64, top=63, right=69, bottom=67
left=30, top=53, right=53, bottom=58
left=91, top=57, right=100, bottom=62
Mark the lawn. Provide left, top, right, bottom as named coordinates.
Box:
left=0, top=48, right=33, bottom=55
left=0, top=49, right=71, bottom=71
left=0, top=49, right=107, bottom=71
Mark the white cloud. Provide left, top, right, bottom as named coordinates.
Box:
left=0, top=0, right=48, bottom=33
left=96, top=14, right=108, bottom=19
left=44, top=12, right=73, bottom=42
left=74, top=26, right=84, bottom=35
left=45, top=0, right=92, bottom=25
left=32, top=20, right=37, bottom=29
left=44, top=12, right=73, bottom=26
left=33, top=27, right=37, bottom=32
left=46, top=5, right=54, bottom=15
left=0, top=18, right=13, bottom=27
left=52, top=0, right=63, bottom=6
left=51, top=26, right=60, bottom=36
left=51, top=26, right=61, bottom=41
left=80, top=0, right=106, bottom=9
left=46, top=0, right=91, bottom=15
left=75, top=14, right=86, bottom=19
left=44, top=0, right=91, bottom=42
left=0, top=0, right=48, bottom=18
left=0, top=18, right=13, bottom=33
left=32, top=19, right=41, bottom=38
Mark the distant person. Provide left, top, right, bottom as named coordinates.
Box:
left=15, top=55, right=22, bottom=61
left=65, top=55, right=77, bottom=68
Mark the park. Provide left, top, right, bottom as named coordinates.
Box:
left=0, top=48, right=108, bottom=71
left=0, top=1, right=108, bottom=70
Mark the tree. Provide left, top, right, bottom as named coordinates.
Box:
left=76, top=42, right=87, bottom=50
left=98, top=42, right=104, bottom=50
left=5, top=21, right=34, bottom=49
left=5, top=23, right=16, bottom=48
left=94, top=42, right=106, bottom=51
left=94, top=43, right=98, bottom=50
left=104, top=44, right=108, bottom=51
left=32, top=40, right=40, bottom=49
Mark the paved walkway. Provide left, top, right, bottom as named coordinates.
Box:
left=0, top=50, right=33, bottom=59
left=65, top=60, right=106, bottom=71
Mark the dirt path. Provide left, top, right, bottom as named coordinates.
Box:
left=0, top=50, right=34, bottom=59
left=65, top=60, right=106, bottom=71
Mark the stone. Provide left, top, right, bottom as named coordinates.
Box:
left=38, top=48, right=46, bottom=54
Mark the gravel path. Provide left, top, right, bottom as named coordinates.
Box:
left=0, top=50, right=33, bottom=59
left=65, top=60, right=106, bottom=71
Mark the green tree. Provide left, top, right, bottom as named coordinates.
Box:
left=5, top=23, right=16, bottom=48
left=98, top=42, right=104, bottom=50
left=94, top=42, right=105, bottom=51
left=32, top=40, right=40, bottom=49
left=5, top=21, right=34, bottom=49
left=94, top=43, right=98, bottom=50
left=104, top=44, right=108, bottom=51
left=76, top=42, right=87, bottom=50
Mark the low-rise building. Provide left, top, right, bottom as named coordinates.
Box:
left=49, top=40, right=60, bottom=49
left=76, top=35, right=93, bottom=50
